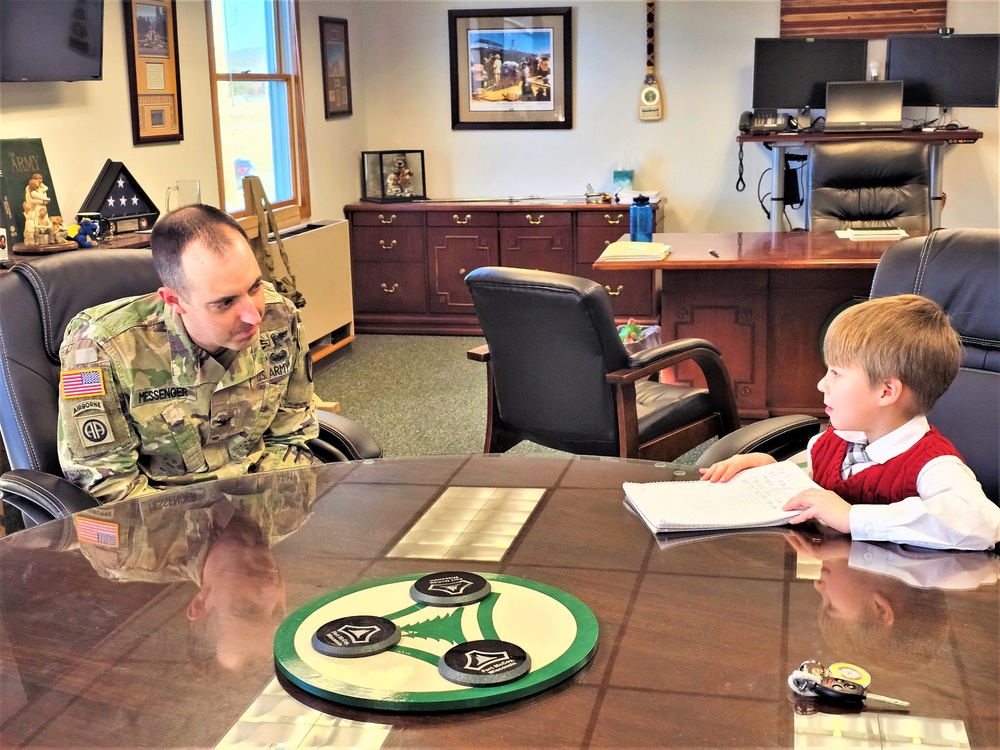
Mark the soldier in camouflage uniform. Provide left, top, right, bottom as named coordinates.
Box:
left=57, top=204, right=319, bottom=505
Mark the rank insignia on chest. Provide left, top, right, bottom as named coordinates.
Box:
left=61, top=368, right=106, bottom=399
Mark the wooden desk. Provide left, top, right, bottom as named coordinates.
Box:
left=738, top=128, right=984, bottom=232
left=595, top=232, right=902, bottom=419
left=1, top=455, right=997, bottom=748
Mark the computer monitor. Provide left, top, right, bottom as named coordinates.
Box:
left=886, top=33, right=1000, bottom=108
left=824, top=81, right=904, bottom=132
left=752, top=37, right=868, bottom=110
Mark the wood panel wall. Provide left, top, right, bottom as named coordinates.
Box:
left=780, top=0, right=948, bottom=39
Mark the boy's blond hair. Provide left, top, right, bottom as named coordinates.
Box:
left=824, top=294, right=961, bottom=416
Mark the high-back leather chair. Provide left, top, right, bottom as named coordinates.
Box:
left=868, top=228, right=1000, bottom=501
left=809, top=140, right=932, bottom=235
left=0, top=249, right=379, bottom=526
left=465, top=267, right=742, bottom=461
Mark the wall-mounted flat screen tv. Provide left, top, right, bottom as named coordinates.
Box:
left=752, top=38, right=868, bottom=110
left=886, top=33, right=1000, bottom=108
left=0, top=0, right=105, bottom=82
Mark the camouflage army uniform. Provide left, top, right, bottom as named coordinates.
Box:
left=57, top=282, right=319, bottom=505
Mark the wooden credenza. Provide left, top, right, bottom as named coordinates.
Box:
left=344, top=201, right=660, bottom=334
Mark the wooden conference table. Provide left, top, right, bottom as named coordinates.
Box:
left=1, top=454, right=997, bottom=748
left=595, top=231, right=904, bottom=420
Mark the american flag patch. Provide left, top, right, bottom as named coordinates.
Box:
left=75, top=516, right=119, bottom=547
left=61, top=368, right=106, bottom=398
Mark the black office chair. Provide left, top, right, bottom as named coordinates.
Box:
left=700, top=228, right=1000, bottom=504
left=0, top=249, right=381, bottom=527
left=464, top=267, right=807, bottom=462
left=808, top=140, right=932, bottom=235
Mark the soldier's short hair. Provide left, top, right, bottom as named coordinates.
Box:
left=151, top=204, right=250, bottom=294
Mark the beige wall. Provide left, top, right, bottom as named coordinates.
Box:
left=2, top=0, right=997, bottom=230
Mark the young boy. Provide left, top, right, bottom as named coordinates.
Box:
left=701, top=294, right=1000, bottom=551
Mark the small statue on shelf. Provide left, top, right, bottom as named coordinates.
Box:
left=22, top=201, right=37, bottom=245
left=49, top=215, right=66, bottom=244
left=34, top=206, right=52, bottom=245
left=385, top=154, right=414, bottom=198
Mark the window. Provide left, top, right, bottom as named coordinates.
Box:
left=206, top=0, right=309, bottom=217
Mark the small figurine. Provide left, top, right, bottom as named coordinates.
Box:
left=22, top=202, right=37, bottom=245
left=48, top=215, right=66, bottom=244
left=385, top=154, right=414, bottom=198
left=35, top=206, right=52, bottom=245
left=67, top=218, right=100, bottom=248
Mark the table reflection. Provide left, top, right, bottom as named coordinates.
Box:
left=0, top=456, right=996, bottom=750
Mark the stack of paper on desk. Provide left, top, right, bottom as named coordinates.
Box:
left=598, top=241, right=670, bottom=262
left=836, top=227, right=909, bottom=241
left=622, top=461, right=819, bottom=534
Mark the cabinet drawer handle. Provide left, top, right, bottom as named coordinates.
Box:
left=605, top=285, right=624, bottom=296
left=604, top=240, right=610, bottom=246
left=605, top=213, right=623, bottom=225
left=378, top=214, right=396, bottom=224
left=459, top=267, right=467, bottom=275
left=526, top=213, right=544, bottom=225
left=379, top=239, right=397, bottom=250
left=454, top=214, right=472, bottom=225
left=380, top=283, right=399, bottom=294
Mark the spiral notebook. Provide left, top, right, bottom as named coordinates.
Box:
left=622, top=461, right=818, bottom=534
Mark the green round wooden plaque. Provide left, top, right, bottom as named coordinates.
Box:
left=274, top=572, right=599, bottom=712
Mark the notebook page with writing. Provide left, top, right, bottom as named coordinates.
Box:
left=623, top=461, right=819, bottom=533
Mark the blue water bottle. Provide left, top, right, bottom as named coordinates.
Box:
left=630, top=194, right=653, bottom=243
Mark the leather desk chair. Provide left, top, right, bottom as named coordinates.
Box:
left=0, top=249, right=380, bottom=527
left=700, top=228, right=1000, bottom=504
left=465, top=267, right=766, bottom=462
left=809, top=140, right=932, bottom=235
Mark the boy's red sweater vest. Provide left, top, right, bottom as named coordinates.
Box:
left=810, top=427, right=961, bottom=505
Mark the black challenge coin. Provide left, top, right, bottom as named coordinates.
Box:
left=410, top=571, right=491, bottom=607
left=311, top=615, right=400, bottom=658
left=438, top=639, right=531, bottom=687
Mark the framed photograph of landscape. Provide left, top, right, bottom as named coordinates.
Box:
left=320, top=16, right=353, bottom=118
left=448, top=7, right=573, bottom=130
left=123, top=0, right=184, bottom=144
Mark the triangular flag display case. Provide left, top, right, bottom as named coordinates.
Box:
left=79, top=159, right=160, bottom=235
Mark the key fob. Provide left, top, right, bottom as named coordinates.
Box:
left=814, top=676, right=866, bottom=705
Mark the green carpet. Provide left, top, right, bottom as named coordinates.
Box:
left=312, top=334, right=711, bottom=462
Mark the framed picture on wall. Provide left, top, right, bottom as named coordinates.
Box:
left=320, top=16, right=353, bottom=118
left=123, top=0, right=184, bottom=144
left=448, top=7, right=573, bottom=130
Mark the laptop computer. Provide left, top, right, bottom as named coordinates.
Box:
left=824, top=81, right=904, bottom=133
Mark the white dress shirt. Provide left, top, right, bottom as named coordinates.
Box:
left=805, top=416, right=1000, bottom=551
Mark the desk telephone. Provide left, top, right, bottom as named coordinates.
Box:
left=739, top=109, right=795, bottom=134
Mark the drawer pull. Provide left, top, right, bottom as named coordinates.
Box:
left=454, top=214, right=472, bottom=225
left=379, top=239, right=397, bottom=250
left=605, top=285, right=624, bottom=296
left=526, top=213, right=544, bottom=225
left=380, top=283, right=399, bottom=294
left=459, top=268, right=467, bottom=275
left=604, top=240, right=610, bottom=246
left=378, top=214, right=396, bottom=224
left=605, top=213, right=623, bottom=225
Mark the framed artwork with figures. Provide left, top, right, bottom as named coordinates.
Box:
left=448, top=7, right=573, bottom=130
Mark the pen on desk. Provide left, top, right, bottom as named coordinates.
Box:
left=708, top=249, right=720, bottom=258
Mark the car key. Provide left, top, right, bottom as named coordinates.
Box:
left=813, top=676, right=910, bottom=710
